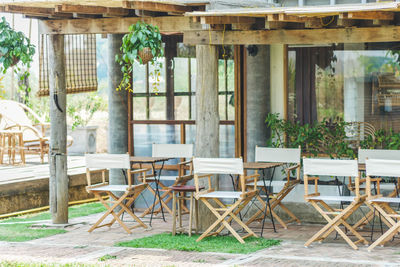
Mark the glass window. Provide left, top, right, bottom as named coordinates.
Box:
left=288, top=43, right=400, bottom=139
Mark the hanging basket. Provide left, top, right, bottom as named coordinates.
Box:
left=137, top=47, right=153, bottom=65
left=0, top=54, right=20, bottom=67
left=10, top=56, right=20, bottom=67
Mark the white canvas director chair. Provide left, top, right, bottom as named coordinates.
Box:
left=193, top=157, right=259, bottom=244
left=246, top=146, right=301, bottom=230
left=139, top=144, right=193, bottom=217
left=303, top=158, right=369, bottom=249
left=366, top=159, right=400, bottom=251
left=352, top=148, right=400, bottom=230
left=85, top=153, right=149, bottom=234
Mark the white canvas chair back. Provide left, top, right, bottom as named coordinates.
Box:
left=303, top=158, right=358, bottom=177
left=358, top=148, right=400, bottom=164
left=366, top=159, right=400, bottom=178
left=193, top=158, right=244, bottom=175
left=85, top=153, right=131, bottom=170
left=152, top=143, right=193, bottom=158
left=0, top=100, right=42, bottom=141
left=255, top=146, right=300, bottom=164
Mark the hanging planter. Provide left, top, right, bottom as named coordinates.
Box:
left=0, top=17, right=35, bottom=73
left=115, top=21, right=164, bottom=92
left=138, top=47, right=154, bottom=65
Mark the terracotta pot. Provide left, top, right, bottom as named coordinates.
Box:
left=137, top=47, right=153, bottom=65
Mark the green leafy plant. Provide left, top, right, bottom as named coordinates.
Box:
left=360, top=128, right=400, bottom=150
left=67, top=93, right=107, bottom=130
left=265, top=113, right=355, bottom=158
left=0, top=17, right=35, bottom=73
left=115, top=21, right=163, bottom=92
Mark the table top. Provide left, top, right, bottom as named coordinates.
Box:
left=244, top=162, right=284, bottom=170
left=130, top=156, right=171, bottom=163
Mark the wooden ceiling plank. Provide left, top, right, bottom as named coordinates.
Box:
left=200, top=16, right=256, bottom=25
left=183, top=26, right=400, bottom=45
left=123, top=1, right=192, bottom=13
left=346, top=11, right=394, bottom=20
left=56, top=4, right=129, bottom=17
left=278, top=14, right=307, bottom=23
left=5, top=5, right=55, bottom=15
left=5, top=5, right=73, bottom=18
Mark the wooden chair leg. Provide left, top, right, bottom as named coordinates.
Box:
left=178, top=193, right=182, bottom=228
left=189, top=192, right=194, bottom=237
left=368, top=221, right=400, bottom=251
left=172, top=191, right=177, bottom=236
left=195, top=197, right=199, bottom=234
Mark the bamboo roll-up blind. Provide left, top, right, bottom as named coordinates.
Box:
left=37, top=34, right=98, bottom=97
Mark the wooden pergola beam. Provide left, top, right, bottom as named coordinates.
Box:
left=55, top=4, right=130, bottom=17
left=39, top=16, right=202, bottom=34
left=183, top=26, right=400, bottom=45
left=123, top=1, right=192, bottom=13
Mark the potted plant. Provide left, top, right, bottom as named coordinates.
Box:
left=115, top=21, right=163, bottom=92
left=0, top=17, right=35, bottom=73
left=67, top=93, right=107, bottom=155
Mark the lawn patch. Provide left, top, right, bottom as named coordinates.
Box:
left=0, top=202, right=106, bottom=242
left=116, top=233, right=281, bottom=254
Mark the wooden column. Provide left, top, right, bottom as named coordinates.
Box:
left=234, top=45, right=246, bottom=159
left=48, top=34, right=68, bottom=224
left=195, top=44, right=219, bottom=231
left=165, top=37, right=177, bottom=121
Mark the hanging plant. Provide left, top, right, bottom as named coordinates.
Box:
left=115, top=21, right=163, bottom=92
left=0, top=17, right=35, bottom=74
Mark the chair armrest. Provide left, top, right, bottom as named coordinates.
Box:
left=5, top=124, right=43, bottom=138
left=286, top=164, right=300, bottom=172
left=176, top=174, right=194, bottom=183
left=130, top=168, right=151, bottom=174
left=178, top=159, right=192, bottom=166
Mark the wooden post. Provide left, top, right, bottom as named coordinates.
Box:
left=165, top=37, right=177, bottom=121
left=48, top=34, right=68, bottom=224
left=195, top=44, right=219, bottom=231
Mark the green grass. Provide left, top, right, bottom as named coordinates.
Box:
left=1, top=202, right=106, bottom=223
left=98, top=254, right=117, bottom=262
left=0, top=202, right=106, bottom=242
left=116, top=233, right=281, bottom=254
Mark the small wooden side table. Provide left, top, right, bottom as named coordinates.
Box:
left=170, top=185, right=200, bottom=237
left=0, top=130, right=25, bottom=165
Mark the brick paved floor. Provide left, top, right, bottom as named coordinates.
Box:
left=0, top=212, right=400, bottom=266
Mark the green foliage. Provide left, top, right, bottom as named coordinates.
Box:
left=115, top=21, right=163, bottom=92
left=0, top=17, right=35, bottom=73
left=67, top=93, right=107, bottom=130
left=266, top=113, right=355, bottom=158
left=116, top=233, right=280, bottom=254
left=360, top=128, right=400, bottom=150
left=98, top=255, right=117, bottom=262
left=0, top=202, right=106, bottom=242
